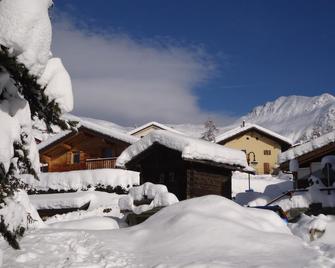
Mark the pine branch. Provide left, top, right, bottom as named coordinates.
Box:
left=0, top=45, right=77, bottom=132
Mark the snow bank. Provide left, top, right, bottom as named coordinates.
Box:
left=42, top=191, right=125, bottom=225
left=117, top=130, right=249, bottom=169
left=279, top=131, right=335, bottom=163
left=48, top=216, right=119, bottom=230
left=290, top=214, right=328, bottom=241
left=289, top=214, right=335, bottom=263
left=109, top=195, right=319, bottom=267
left=1, top=196, right=328, bottom=267
left=29, top=191, right=123, bottom=210
left=20, top=169, right=140, bottom=192
left=119, top=182, right=179, bottom=214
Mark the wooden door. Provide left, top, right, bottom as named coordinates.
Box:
left=264, top=162, right=270, bottom=174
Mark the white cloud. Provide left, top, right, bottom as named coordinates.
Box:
left=51, top=18, right=230, bottom=126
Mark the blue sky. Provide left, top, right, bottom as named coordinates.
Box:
left=52, top=0, right=335, bottom=125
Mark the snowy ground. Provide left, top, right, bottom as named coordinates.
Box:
left=2, top=195, right=335, bottom=268
left=232, top=171, right=293, bottom=206
left=2, top=175, right=335, bottom=267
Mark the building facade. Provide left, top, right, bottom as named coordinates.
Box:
left=216, top=123, right=292, bottom=174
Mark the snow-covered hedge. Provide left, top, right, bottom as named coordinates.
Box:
left=20, top=169, right=140, bottom=194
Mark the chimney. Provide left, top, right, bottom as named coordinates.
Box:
left=241, top=120, right=246, bottom=128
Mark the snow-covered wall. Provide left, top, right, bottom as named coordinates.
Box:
left=20, top=169, right=140, bottom=192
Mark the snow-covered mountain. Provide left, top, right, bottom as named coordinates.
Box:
left=230, top=93, right=335, bottom=143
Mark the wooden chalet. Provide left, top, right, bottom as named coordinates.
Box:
left=117, top=130, right=252, bottom=200
left=279, top=131, right=335, bottom=188
left=38, top=120, right=138, bottom=172
left=216, top=123, right=292, bottom=175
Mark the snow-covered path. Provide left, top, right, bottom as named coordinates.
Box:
left=2, top=229, right=135, bottom=268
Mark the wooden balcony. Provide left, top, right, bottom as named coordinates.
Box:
left=85, top=157, right=117, bottom=169
left=46, top=157, right=117, bottom=172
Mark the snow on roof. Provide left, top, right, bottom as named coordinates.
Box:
left=38, top=117, right=139, bottom=151
left=37, top=130, right=72, bottom=151
left=128, top=121, right=184, bottom=136
left=216, top=123, right=293, bottom=145
left=79, top=119, right=139, bottom=144
left=279, top=131, right=335, bottom=164
left=117, top=130, right=249, bottom=170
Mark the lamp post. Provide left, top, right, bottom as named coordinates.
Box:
left=247, top=152, right=257, bottom=191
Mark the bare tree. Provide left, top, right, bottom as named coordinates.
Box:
left=201, top=119, right=219, bottom=142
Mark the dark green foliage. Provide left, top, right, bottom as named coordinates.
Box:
left=0, top=45, right=77, bottom=132
left=0, top=218, right=24, bottom=249
left=14, top=132, right=38, bottom=180
left=0, top=162, right=26, bottom=249
left=26, top=184, right=129, bottom=195
left=0, top=45, right=76, bottom=249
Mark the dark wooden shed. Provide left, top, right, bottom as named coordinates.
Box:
left=117, top=130, right=252, bottom=200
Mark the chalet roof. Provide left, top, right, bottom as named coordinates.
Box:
left=215, top=123, right=292, bottom=146
left=38, top=118, right=139, bottom=152
left=279, top=131, right=335, bottom=164
left=117, top=130, right=252, bottom=172
left=128, top=121, right=183, bottom=136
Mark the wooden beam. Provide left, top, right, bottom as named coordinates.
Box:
left=61, top=143, right=72, bottom=150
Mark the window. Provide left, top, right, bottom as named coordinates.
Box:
left=246, top=137, right=250, bottom=140
left=264, top=150, right=271, bottom=155
left=72, top=151, right=81, bottom=164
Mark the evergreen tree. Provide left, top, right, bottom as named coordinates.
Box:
left=0, top=46, right=76, bottom=249
left=201, top=119, right=219, bottom=142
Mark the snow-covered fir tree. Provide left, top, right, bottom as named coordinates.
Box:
left=0, top=0, right=74, bottom=249
left=201, top=119, right=219, bottom=142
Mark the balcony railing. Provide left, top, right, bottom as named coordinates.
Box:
left=85, top=157, right=117, bottom=170
left=46, top=157, right=117, bottom=172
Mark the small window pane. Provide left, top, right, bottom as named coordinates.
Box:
left=264, top=150, right=271, bottom=155
left=72, top=151, right=80, bottom=164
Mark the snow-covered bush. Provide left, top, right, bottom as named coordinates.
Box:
left=0, top=0, right=74, bottom=248
left=119, top=182, right=179, bottom=214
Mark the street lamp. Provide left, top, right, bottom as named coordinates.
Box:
left=247, top=152, right=257, bottom=191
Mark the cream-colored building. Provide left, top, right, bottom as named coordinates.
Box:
left=128, top=121, right=183, bottom=138
left=216, top=123, right=292, bottom=174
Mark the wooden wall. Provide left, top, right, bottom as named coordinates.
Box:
left=186, top=162, right=232, bottom=199
left=126, top=144, right=233, bottom=200
left=40, top=129, right=129, bottom=172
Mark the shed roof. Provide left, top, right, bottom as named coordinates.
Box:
left=128, top=121, right=183, bottom=136
left=117, top=130, right=252, bottom=172
left=279, top=131, right=335, bottom=164
left=216, top=123, right=292, bottom=146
